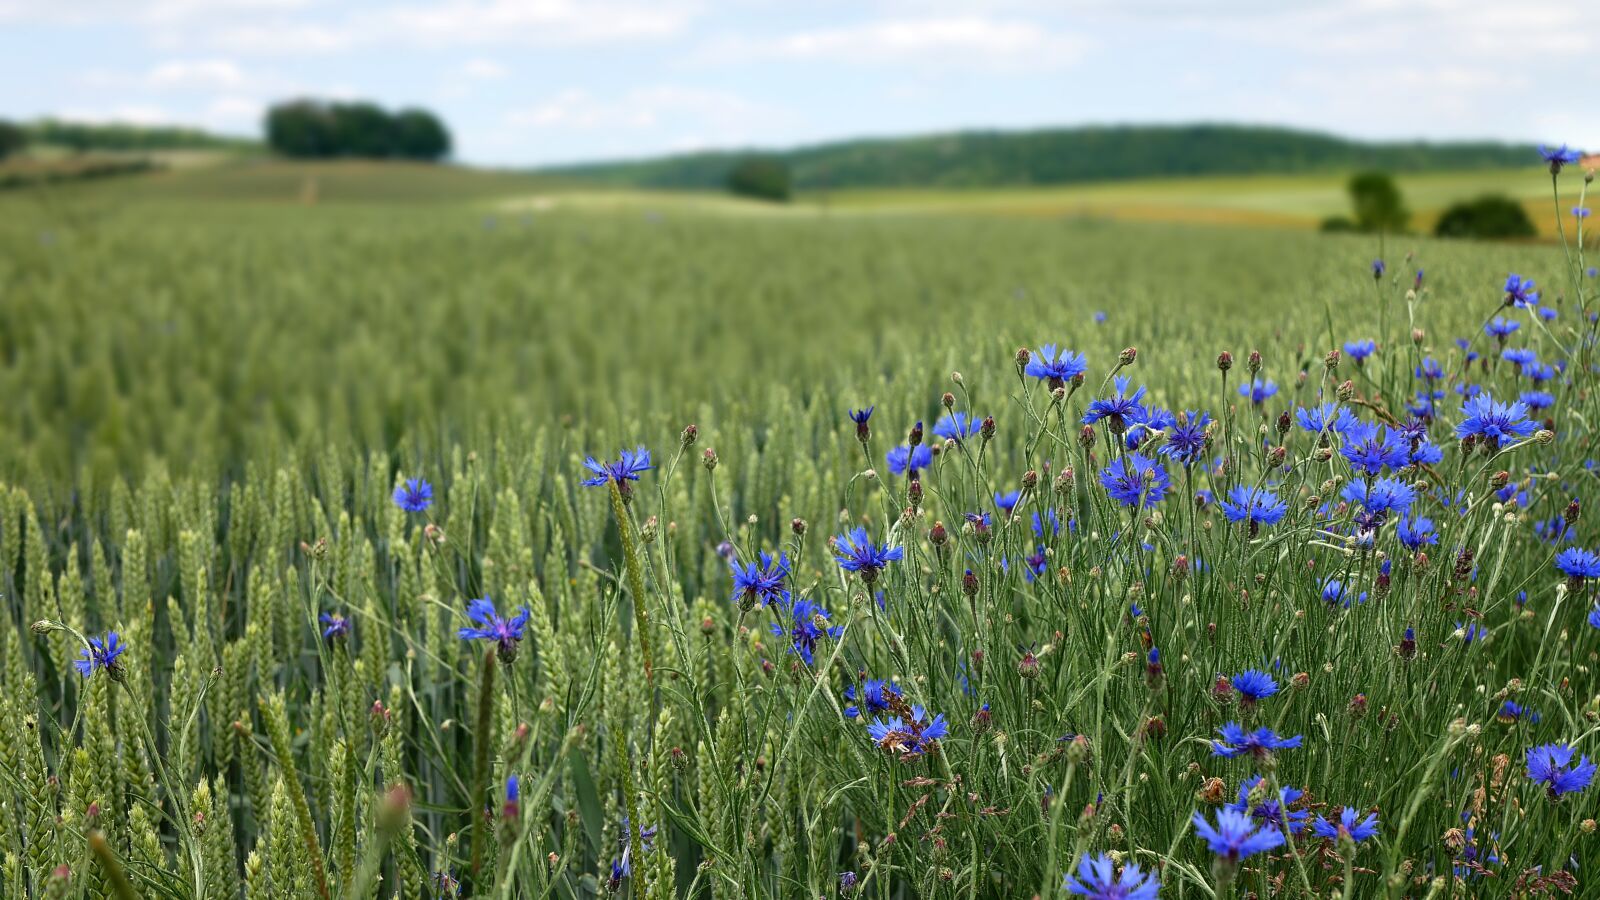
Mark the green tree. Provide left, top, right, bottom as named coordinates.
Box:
left=392, top=109, right=451, bottom=161
left=1347, top=171, right=1409, bottom=233
left=727, top=157, right=790, bottom=202
left=265, top=101, right=338, bottom=158
left=0, top=119, right=26, bottom=159
left=1434, top=195, right=1537, bottom=240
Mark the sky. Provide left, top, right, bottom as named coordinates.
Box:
left=1, top=0, right=1593, bottom=167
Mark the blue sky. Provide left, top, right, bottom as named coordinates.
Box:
left=1, top=1, right=1592, bottom=167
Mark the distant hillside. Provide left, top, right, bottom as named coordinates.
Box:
left=545, top=124, right=1538, bottom=191
left=24, top=119, right=257, bottom=153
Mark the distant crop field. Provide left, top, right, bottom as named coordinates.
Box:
left=2, top=162, right=1598, bottom=899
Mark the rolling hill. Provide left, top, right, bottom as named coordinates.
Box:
left=544, top=123, right=1538, bottom=191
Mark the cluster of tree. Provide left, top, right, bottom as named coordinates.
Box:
left=23, top=120, right=251, bottom=152
left=547, top=124, right=1539, bottom=191
left=1320, top=171, right=1410, bottom=233
left=265, top=101, right=451, bottom=161
left=1433, top=195, right=1536, bottom=240
left=0, top=120, right=25, bottom=159
left=726, top=157, right=791, bottom=202
left=1320, top=171, right=1537, bottom=240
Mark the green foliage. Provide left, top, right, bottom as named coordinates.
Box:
left=0, top=120, right=26, bottom=159
left=22, top=119, right=253, bottom=152
left=726, top=156, right=791, bottom=202
left=1347, top=170, right=1410, bottom=232
left=265, top=99, right=451, bottom=161
left=1435, top=193, right=1539, bottom=239
left=550, top=123, right=1539, bottom=190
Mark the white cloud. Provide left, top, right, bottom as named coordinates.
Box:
left=461, top=58, right=508, bottom=79
left=146, top=59, right=247, bottom=90
left=54, top=105, right=175, bottom=126
left=703, top=17, right=1085, bottom=71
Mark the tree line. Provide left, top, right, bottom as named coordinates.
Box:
left=264, top=101, right=451, bottom=161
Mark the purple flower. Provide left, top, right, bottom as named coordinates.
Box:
left=319, top=612, right=350, bottom=641
left=74, top=632, right=127, bottom=679
left=1227, top=775, right=1308, bottom=834
left=1211, top=722, right=1302, bottom=759
left=393, top=477, right=433, bottom=512
left=1192, top=808, right=1285, bottom=861
left=1527, top=744, right=1595, bottom=797
left=1062, top=852, right=1161, bottom=899
left=581, top=447, right=653, bottom=488
left=1311, top=807, right=1380, bottom=844
left=768, top=597, right=843, bottom=666
left=457, top=597, right=531, bottom=662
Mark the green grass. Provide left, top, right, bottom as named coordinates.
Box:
left=2, top=166, right=1599, bottom=899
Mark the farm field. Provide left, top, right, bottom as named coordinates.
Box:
left=1, top=159, right=1599, bottom=900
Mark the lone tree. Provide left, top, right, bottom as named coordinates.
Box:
left=264, top=100, right=451, bottom=161
left=1347, top=171, right=1409, bottom=233
left=0, top=120, right=26, bottom=160
left=1434, top=195, right=1537, bottom=240
left=727, top=157, right=791, bottom=202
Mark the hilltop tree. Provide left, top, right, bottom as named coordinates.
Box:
left=727, top=157, right=791, bottom=202
left=0, top=120, right=25, bottom=159
left=1434, top=195, right=1537, bottom=240
left=1347, top=171, right=1409, bottom=233
left=264, top=100, right=451, bottom=161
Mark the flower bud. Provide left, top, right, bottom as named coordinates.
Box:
left=1217, top=350, right=1233, bottom=372
left=980, top=415, right=996, bottom=442
left=1014, top=347, right=1031, bottom=373
left=680, top=424, right=698, bottom=448
left=908, top=421, right=923, bottom=447
left=929, top=520, right=947, bottom=547
left=702, top=448, right=718, bottom=471
left=1246, top=349, right=1262, bottom=375
left=1078, top=426, right=1096, bottom=450
left=941, top=392, right=955, bottom=410
left=1119, top=347, right=1138, bottom=366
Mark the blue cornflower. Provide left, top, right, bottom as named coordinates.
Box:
left=1415, top=357, right=1445, bottom=381
left=1495, top=483, right=1529, bottom=508
left=1296, top=403, right=1359, bottom=437
left=1033, top=507, right=1063, bottom=538
left=457, top=597, right=531, bottom=662
left=1026, top=344, right=1089, bottom=387
left=1159, top=410, right=1211, bottom=465
left=1099, top=453, right=1170, bottom=508
left=848, top=407, right=874, bottom=441
left=843, top=679, right=902, bottom=719
left=1211, top=722, right=1303, bottom=759
left=1455, top=621, right=1484, bottom=645
left=1371, top=259, right=1386, bottom=278
left=1238, top=377, right=1277, bottom=406
left=994, top=491, right=1021, bottom=516
left=1311, top=807, right=1380, bottom=844
left=319, top=612, right=350, bottom=641
left=769, top=597, right=843, bottom=666
left=1340, top=423, right=1409, bottom=475
left=933, top=412, right=982, bottom=442
left=730, top=551, right=790, bottom=609
left=1083, top=375, right=1148, bottom=432
left=1539, top=144, right=1583, bottom=172
left=1226, top=775, right=1308, bottom=834
left=1555, top=547, right=1600, bottom=582
left=1485, top=317, right=1521, bottom=339
left=1124, top=406, right=1175, bottom=450
left=1192, top=808, right=1285, bottom=862
left=1340, top=476, right=1417, bottom=518
left=1320, top=578, right=1367, bottom=609
left=1526, top=743, right=1596, bottom=797
left=1062, top=852, right=1161, bottom=900
left=1496, top=700, right=1540, bottom=725
left=1343, top=340, right=1376, bottom=363
left=834, top=527, right=903, bottom=583
left=1230, top=670, right=1278, bottom=703
left=1520, top=390, right=1555, bottom=411
left=866, top=706, right=949, bottom=758
left=1219, top=486, right=1288, bottom=535
left=1526, top=361, right=1557, bottom=383
left=1396, top=516, right=1437, bottom=549
left=1502, top=347, right=1537, bottom=368
left=1093, top=311, right=1108, bottom=323
left=581, top=447, right=653, bottom=487
left=1576, top=207, right=1591, bottom=219
left=1504, top=274, right=1539, bottom=308
left=1456, top=394, right=1538, bottom=451
left=74, top=632, right=127, bottom=679
left=393, top=477, right=433, bottom=512
left=886, top=444, right=933, bottom=476
left=1409, top=439, right=1443, bottom=466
